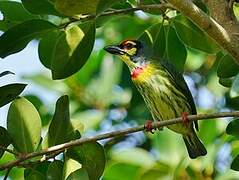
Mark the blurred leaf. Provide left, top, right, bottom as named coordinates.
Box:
left=103, top=163, right=140, bottom=180
left=0, top=126, right=12, bottom=158
left=217, top=54, right=239, bottom=78
left=199, top=120, right=218, bottom=146
left=167, top=26, right=187, bottom=72
left=66, top=142, right=105, bottom=180
left=51, top=22, right=95, bottom=79
left=54, top=0, right=99, bottom=16
left=219, top=78, right=233, bottom=88
left=0, top=83, right=26, bottom=107
left=96, top=0, right=122, bottom=14
left=0, top=71, right=14, bottom=77
left=25, top=161, right=50, bottom=179
left=230, top=74, right=239, bottom=98
left=231, top=154, right=239, bottom=171
left=174, top=15, right=219, bottom=54
left=226, top=119, right=239, bottom=137
left=7, top=97, right=41, bottom=153
left=48, top=95, right=73, bottom=146
left=0, top=19, right=57, bottom=58
left=66, top=168, right=89, bottom=180
left=21, top=0, right=61, bottom=16
left=47, top=160, right=64, bottom=180
left=111, top=147, right=156, bottom=168
left=0, top=1, right=38, bottom=31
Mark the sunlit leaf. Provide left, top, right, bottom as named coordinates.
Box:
left=51, top=21, right=95, bottom=79
left=47, top=160, right=64, bottom=180
left=66, top=142, right=105, bottom=180
left=226, top=119, right=239, bottom=137
left=217, top=54, right=239, bottom=78
left=0, top=19, right=57, bottom=58
left=0, top=127, right=12, bottom=158
left=63, top=157, right=82, bottom=179
left=7, top=97, right=42, bottom=153
left=0, top=83, right=26, bottom=108
left=21, top=0, right=61, bottom=16
left=66, top=168, right=89, bottom=180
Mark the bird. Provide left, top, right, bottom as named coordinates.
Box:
left=104, top=39, right=207, bottom=159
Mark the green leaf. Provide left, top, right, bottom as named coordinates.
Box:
left=219, top=78, right=233, bottom=88
left=51, top=21, right=95, bottom=79
left=226, top=119, right=239, bottom=137
left=24, top=161, right=50, bottom=179
left=217, top=54, right=239, bottom=78
left=66, top=142, right=105, bottom=180
left=48, top=95, right=72, bottom=146
left=54, top=0, right=100, bottom=16
left=47, top=160, right=64, bottom=180
left=25, top=170, right=45, bottom=180
left=0, top=127, right=12, bottom=158
left=7, top=97, right=42, bottom=153
left=0, top=19, right=57, bottom=58
left=0, top=71, right=14, bottom=77
left=173, top=16, right=219, bottom=54
left=0, top=1, right=38, bottom=31
left=38, top=31, right=61, bottom=69
left=0, top=83, right=27, bottom=108
left=230, top=74, right=239, bottom=98
left=21, top=0, right=61, bottom=16
left=167, top=26, right=187, bottom=72
left=96, top=0, right=121, bottom=14
left=231, top=154, right=239, bottom=171
left=66, top=168, right=89, bottom=180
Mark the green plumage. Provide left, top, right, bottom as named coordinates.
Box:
left=104, top=40, right=207, bottom=159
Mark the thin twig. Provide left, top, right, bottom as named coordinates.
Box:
left=0, top=111, right=238, bottom=171
left=3, top=167, right=12, bottom=180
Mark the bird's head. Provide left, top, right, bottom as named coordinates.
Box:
left=104, top=40, right=148, bottom=70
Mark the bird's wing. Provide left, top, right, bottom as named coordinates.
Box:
left=159, top=60, right=198, bottom=131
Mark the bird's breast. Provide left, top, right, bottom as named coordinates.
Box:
left=131, top=64, right=155, bottom=82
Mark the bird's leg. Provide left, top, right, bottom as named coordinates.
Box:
left=144, top=120, right=155, bottom=134
left=182, top=112, right=189, bottom=127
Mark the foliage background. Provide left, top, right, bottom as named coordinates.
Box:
left=0, top=0, right=239, bottom=179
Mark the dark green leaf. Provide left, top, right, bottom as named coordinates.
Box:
left=0, top=83, right=26, bottom=108
left=66, top=168, right=89, bottom=180
left=0, top=1, right=38, bottom=31
left=38, top=31, right=61, bottom=69
left=167, top=26, right=187, bottom=72
left=0, top=71, right=14, bottom=77
left=7, top=97, right=42, bottom=153
left=226, top=119, right=239, bottom=137
left=25, top=170, right=45, bottom=180
left=219, top=78, right=233, bottom=88
left=48, top=95, right=73, bottom=146
left=0, top=19, right=57, bottom=58
left=66, top=142, right=105, bottom=180
left=0, top=127, right=12, bottom=158
left=21, top=0, right=61, bottom=16
left=217, top=54, right=239, bottom=78
left=54, top=0, right=99, bottom=16
left=24, top=161, right=50, bottom=179
left=231, top=154, right=239, bottom=171
left=173, top=16, right=219, bottom=54
left=51, top=21, right=95, bottom=79
left=47, top=160, right=64, bottom=180
left=96, top=0, right=121, bottom=14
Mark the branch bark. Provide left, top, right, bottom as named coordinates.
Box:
left=0, top=111, right=238, bottom=171
left=166, top=0, right=239, bottom=64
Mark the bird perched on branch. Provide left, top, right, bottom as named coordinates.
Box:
left=104, top=40, right=207, bottom=159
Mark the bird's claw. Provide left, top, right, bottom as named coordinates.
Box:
left=144, top=120, right=155, bottom=134
left=182, top=112, right=189, bottom=127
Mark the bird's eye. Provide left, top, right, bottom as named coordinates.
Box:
left=125, top=43, right=134, bottom=49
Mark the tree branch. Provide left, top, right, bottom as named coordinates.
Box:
left=0, top=111, right=238, bottom=171
left=166, top=0, right=239, bottom=64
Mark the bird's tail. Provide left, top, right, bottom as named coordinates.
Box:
left=183, top=130, right=207, bottom=159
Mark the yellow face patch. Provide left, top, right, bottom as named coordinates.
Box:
left=126, top=47, right=137, bottom=56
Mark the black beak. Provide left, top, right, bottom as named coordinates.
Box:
left=104, top=45, right=124, bottom=55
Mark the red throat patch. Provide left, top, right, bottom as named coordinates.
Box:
left=131, top=67, right=144, bottom=79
